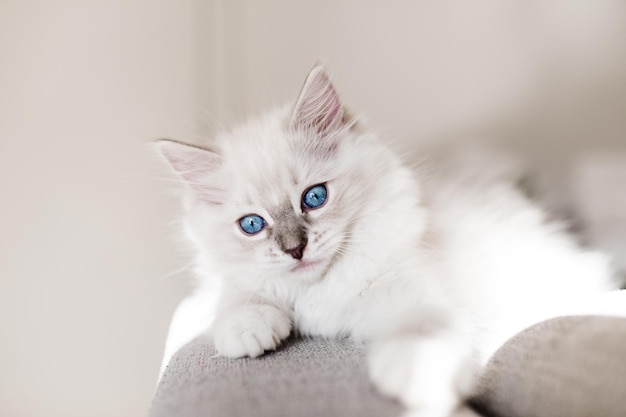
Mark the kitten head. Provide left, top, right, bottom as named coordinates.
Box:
left=158, top=66, right=423, bottom=287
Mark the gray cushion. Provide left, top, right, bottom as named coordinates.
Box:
left=152, top=316, right=626, bottom=417
left=150, top=336, right=402, bottom=417
left=473, top=315, right=626, bottom=417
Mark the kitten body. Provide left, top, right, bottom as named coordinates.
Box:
left=159, top=67, right=617, bottom=416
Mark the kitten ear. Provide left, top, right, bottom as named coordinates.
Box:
left=290, top=65, right=346, bottom=135
left=156, top=139, right=224, bottom=205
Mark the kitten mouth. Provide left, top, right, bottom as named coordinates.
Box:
left=289, top=259, right=322, bottom=272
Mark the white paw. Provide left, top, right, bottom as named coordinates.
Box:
left=212, top=305, right=291, bottom=358
left=368, top=334, right=476, bottom=417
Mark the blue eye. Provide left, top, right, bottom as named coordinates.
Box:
left=302, top=184, right=328, bottom=210
left=239, top=214, right=266, bottom=235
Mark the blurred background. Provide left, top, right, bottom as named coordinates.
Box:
left=1, top=1, right=625, bottom=416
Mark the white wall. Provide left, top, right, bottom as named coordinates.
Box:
left=0, top=1, right=203, bottom=416
left=214, top=1, right=626, bottom=139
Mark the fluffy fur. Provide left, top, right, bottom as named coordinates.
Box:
left=158, top=66, right=617, bottom=416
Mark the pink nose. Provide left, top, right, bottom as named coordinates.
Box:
left=285, top=240, right=307, bottom=260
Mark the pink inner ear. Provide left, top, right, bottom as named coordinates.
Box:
left=157, top=140, right=224, bottom=205
left=314, top=89, right=342, bottom=132
left=291, top=66, right=345, bottom=134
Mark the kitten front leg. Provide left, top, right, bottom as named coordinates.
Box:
left=368, top=320, right=477, bottom=417
left=211, top=290, right=292, bottom=358
left=212, top=304, right=292, bottom=358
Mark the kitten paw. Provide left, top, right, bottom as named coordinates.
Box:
left=368, top=334, right=475, bottom=417
left=212, top=305, right=291, bottom=358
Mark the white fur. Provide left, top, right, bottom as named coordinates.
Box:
left=158, top=66, right=619, bottom=415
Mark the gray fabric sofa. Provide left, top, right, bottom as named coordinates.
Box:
left=151, top=316, right=626, bottom=417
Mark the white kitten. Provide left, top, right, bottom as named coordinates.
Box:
left=158, top=66, right=617, bottom=416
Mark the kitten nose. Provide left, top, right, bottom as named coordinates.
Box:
left=285, top=239, right=307, bottom=260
